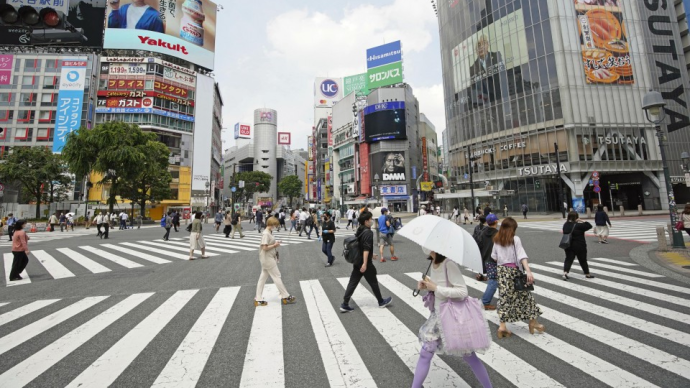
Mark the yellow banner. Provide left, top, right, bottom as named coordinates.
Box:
left=421, top=182, right=433, bottom=192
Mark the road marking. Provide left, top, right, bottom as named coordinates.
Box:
left=79, top=246, right=143, bottom=269
left=200, top=240, right=256, bottom=251
left=66, top=290, right=197, bottom=388
left=0, top=293, right=153, bottom=387
left=120, top=242, right=191, bottom=260
left=0, top=296, right=108, bottom=356
left=56, top=248, right=111, bottom=273
left=3, top=252, right=30, bottom=287
left=581, top=262, right=664, bottom=277
left=0, top=302, right=8, bottom=308
left=32, top=250, right=75, bottom=279
left=100, top=244, right=171, bottom=265
left=336, top=277, right=471, bottom=388
left=378, top=275, right=563, bottom=388
left=162, top=240, right=239, bottom=254
left=0, top=299, right=60, bottom=327
left=136, top=241, right=219, bottom=256
left=588, top=257, right=639, bottom=267
left=152, top=287, right=239, bottom=388
left=240, top=284, right=284, bottom=388
left=299, top=280, right=376, bottom=388
left=406, top=273, right=660, bottom=388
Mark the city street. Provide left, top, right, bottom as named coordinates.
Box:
left=0, top=217, right=689, bottom=387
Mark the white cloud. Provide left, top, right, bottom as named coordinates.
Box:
left=414, top=84, right=446, bottom=141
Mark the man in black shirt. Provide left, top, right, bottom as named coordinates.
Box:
left=340, top=211, right=393, bottom=312
left=479, top=214, right=499, bottom=310
left=321, top=212, right=336, bottom=267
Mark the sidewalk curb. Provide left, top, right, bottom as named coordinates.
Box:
left=629, top=244, right=690, bottom=284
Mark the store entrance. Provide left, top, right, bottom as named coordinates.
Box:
left=582, top=172, right=650, bottom=211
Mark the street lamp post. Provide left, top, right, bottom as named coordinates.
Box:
left=554, top=142, right=566, bottom=218
left=205, top=180, right=210, bottom=222
left=374, top=173, right=380, bottom=206
left=642, top=90, right=685, bottom=249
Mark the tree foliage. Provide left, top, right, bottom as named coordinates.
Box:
left=0, top=147, right=68, bottom=218
left=278, top=175, right=303, bottom=207
left=234, top=171, right=272, bottom=202
left=118, top=140, right=172, bottom=214
left=62, top=122, right=166, bottom=212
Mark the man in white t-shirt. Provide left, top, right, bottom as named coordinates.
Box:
left=298, top=208, right=309, bottom=236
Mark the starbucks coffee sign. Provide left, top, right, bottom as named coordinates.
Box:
left=518, top=163, right=568, bottom=177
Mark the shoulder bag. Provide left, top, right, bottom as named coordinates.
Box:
left=437, top=261, right=492, bottom=354
left=558, top=223, right=575, bottom=250
left=512, top=243, right=534, bottom=292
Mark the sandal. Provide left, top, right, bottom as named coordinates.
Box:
left=188, top=257, right=196, bottom=261
left=201, top=256, right=210, bottom=259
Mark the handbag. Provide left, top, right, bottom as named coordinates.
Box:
left=558, top=223, right=575, bottom=249
left=186, top=223, right=193, bottom=232
left=675, top=220, right=684, bottom=231
left=438, top=261, right=492, bottom=354
left=512, top=244, right=534, bottom=292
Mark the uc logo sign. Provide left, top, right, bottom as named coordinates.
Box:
left=320, top=79, right=339, bottom=98
left=67, top=71, right=80, bottom=82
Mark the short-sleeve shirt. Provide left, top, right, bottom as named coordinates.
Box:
left=259, top=229, right=278, bottom=269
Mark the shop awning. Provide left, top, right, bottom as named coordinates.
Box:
left=435, top=190, right=494, bottom=199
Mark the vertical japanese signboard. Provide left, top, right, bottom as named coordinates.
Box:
left=327, top=115, right=333, bottom=146
left=0, top=55, right=12, bottom=85
left=53, top=60, right=87, bottom=153
left=422, top=137, right=429, bottom=181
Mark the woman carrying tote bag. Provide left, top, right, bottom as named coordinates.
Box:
left=188, top=211, right=209, bottom=261
left=413, top=251, right=493, bottom=388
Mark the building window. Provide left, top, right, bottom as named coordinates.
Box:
left=46, top=59, right=58, bottom=72
left=43, top=76, right=57, bottom=89
left=0, top=110, right=13, bottom=121
left=0, top=127, right=8, bottom=140
left=41, top=93, right=56, bottom=106
left=21, top=76, right=34, bottom=86
left=17, top=110, right=35, bottom=123
left=15, top=128, right=32, bottom=142
left=20, top=93, right=37, bottom=106
left=0, top=93, right=12, bottom=106
left=24, top=59, right=41, bottom=72
left=36, top=127, right=52, bottom=141
left=38, top=110, right=54, bottom=123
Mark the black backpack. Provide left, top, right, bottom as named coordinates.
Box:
left=305, top=215, right=314, bottom=227
left=231, top=214, right=239, bottom=225
left=343, top=235, right=361, bottom=264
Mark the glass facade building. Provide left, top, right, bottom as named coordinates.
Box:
left=438, top=0, right=690, bottom=212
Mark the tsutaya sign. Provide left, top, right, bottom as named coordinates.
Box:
left=518, top=163, right=568, bottom=176
left=597, top=135, right=647, bottom=145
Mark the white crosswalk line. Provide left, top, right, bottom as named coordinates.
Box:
left=531, top=266, right=690, bottom=325
left=299, top=280, right=376, bottom=388
left=136, top=240, right=220, bottom=256
left=0, top=302, right=8, bottom=308
left=0, top=293, right=153, bottom=387
left=152, top=287, right=239, bottom=388
left=589, top=257, right=639, bottom=266
left=66, top=290, right=197, bottom=388
left=532, top=264, right=689, bottom=308
left=163, top=240, right=239, bottom=254
left=79, top=246, right=143, bottom=269
left=240, top=284, right=285, bottom=388
left=0, top=299, right=60, bottom=327
left=32, top=250, right=75, bottom=279
left=517, top=220, right=688, bottom=243
left=56, top=248, right=111, bottom=273
left=3, top=252, right=30, bottom=287
left=100, top=244, right=171, bottom=264
left=406, top=273, right=661, bottom=388
left=200, top=240, right=256, bottom=251
left=541, top=261, right=690, bottom=295
left=0, top=296, right=108, bottom=356
left=377, top=275, right=563, bottom=388
left=336, top=277, right=473, bottom=388
left=580, top=262, right=664, bottom=277
left=120, top=242, right=191, bottom=260
left=202, top=235, right=260, bottom=250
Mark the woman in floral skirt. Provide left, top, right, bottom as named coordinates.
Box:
left=491, top=217, right=544, bottom=338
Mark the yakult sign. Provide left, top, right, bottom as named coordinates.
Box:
left=314, top=77, right=343, bottom=107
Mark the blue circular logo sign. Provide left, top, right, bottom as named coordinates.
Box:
left=67, top=71, right=80, bottom=82
left=320, top=79, right=339, bottom=98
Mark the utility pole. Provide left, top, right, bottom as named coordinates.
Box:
left=231, top=163, right=237, bottom=217
left=555, top=142, right=566, bottom=218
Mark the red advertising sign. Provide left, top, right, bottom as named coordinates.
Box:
left=422, top=137, right=429, bottom=181
left=96, top=90, right=193, bottom=106
left=98, top=97, right=154, bottom=108
left=327, top=115, right=333, bottom=146
left=107, top=79, right=145, bottom=90
left=360, top=142, right=371, bottom=195
left=154, top=80, right=189, bottom=98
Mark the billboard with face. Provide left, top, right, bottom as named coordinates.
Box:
left=372, top=152, right=406, bottom=182
left=104, top=0, right=217, bottom=69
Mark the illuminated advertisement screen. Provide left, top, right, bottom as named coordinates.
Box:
left=574, top=0, right=632, bottom=85
left=363, top=101, right=406, bottom=142
left=103, top=0, right=217, bottom=69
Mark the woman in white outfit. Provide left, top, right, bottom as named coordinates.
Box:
left=188, top=211, right=209, bottom=261
left=254, top=217, right=297, bottom=306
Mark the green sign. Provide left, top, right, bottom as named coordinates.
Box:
left=343, top=73, right=369, bottom=96
left=367, top=61, right=403, bottom=89
left=234, top=203, right=240, bottom=210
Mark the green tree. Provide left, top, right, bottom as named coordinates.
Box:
left=119, top=140, right=172, bottom=214
left=234, top=171, right=272, bottom=202
left=0, top=147, right=66, bottom=218
left=62, top=122, right=164, bottom=213
left=42, top=160, right=73, bottom=204
left=278, top=175, right=303, bottom=207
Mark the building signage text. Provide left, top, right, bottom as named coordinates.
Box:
left=518, top=163, right=568, bottom=176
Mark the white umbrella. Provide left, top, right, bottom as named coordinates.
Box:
left=397, top=215, right=483, bottom=273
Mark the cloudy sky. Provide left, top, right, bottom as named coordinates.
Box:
left=214, top=0, right=445, bottom=152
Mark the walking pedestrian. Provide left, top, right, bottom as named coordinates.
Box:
left=345, top=207, right=354, bottom=230
left=254, top=217, right=297, bottom=307
left=521, top=203, right=528, bottom=219
left=503, top=205, right=508, bottom=217
left=172, top=211, right=180, bottom=232
left=322, top=212, right=336, bottom=267
left=94, top=212, right=104, bottom=237
left=479, top=214, right=499, bottom=310
left=136, top=213, right=142, bottom=229
left=49, top=213, right=59, bottom=232
left=298, top=208, right=309, bottom=236
left=6, top=213, right=17, bottom=241
left=473, top=215, right=488, bottom=281
left=491, top=217, right=544, bottom=338
left=85, top=211, right=91, bottom=229
left=188, top=211, right=209, bottom=260
left=335, top=208, right=341, bottom=228
left=223, top=211, right=233, bottom=238
left=306, top=209, right=320, bottom=240
left=340, top=210, right=393, bottom=312
left=562, top=211, right=595, bottom=280
left=120, top=211, right=128, bottom=230
left=255, top=208, right=264, bottom=233
left=378, top=208, right=398, bottom=262
left=483, top=204, right=492, bottom=217
left=214, top=210, right=223, bottom=233
left=102, top=213, right=110, bottom=239
left=9, top=219, right=30, bottom=282
left=682, top=204, right=690, bottom=238
left=249, top=209, right=255, bottom=224
left=463, top=207, right=471, bottom=225
left=279, top=208, right=287, bottom=231
left=67, top=214, right=74, bottom=231
left=475, top=205, right=482, bottom=221
left=451, top=206, right=459, bottom=223
left=162, top=211, right=173, bottom=241
left=231, top=211, right=245, bottom=238
left=289, top=209, right=298, bottom=235
left=413, top=250, right=493, bottom=388
left=59, top=213, right=67, bottom=232
left=594, top=204, right=611, bottom=244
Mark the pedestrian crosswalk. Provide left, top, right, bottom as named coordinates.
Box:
left=2, top=232, right=320, bottom=287
left=0, top=258, right=688, bottom=387
left=0, top=226, right=159, bottom=248
left=517, top=219, right=686, bottom=243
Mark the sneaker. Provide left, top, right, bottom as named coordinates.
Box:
left=391, top=256, right=399, bottom=261
left=254, top=300, right=268, bottom=307
left=602, top=240, right=609, bottom=244
left=325, top=263, right=332, bottom=267
left=282, top=295, right=297, bottom=304
left=340, top=303, right=355, bottom=313
left=483, top=304, right=496, bottom=311
left=378, top=297, right=393, bottom=308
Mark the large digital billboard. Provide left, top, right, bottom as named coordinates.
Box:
left=363, top=101, right=406, bottom=142
left=574, top=0, right=633, bottom=85
left=371, top=152, right=406, bottom=182
left=104, top=0, right=217, bottom=70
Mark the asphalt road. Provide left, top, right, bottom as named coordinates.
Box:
left=0, top=218, right=689, bottom=387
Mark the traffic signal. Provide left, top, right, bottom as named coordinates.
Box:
left=0, top=5, right=66, bottom=29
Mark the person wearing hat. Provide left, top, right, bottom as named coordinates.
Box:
left=378, top=208, right=399, bottom=261
left=479, top=214, right=500, bottom=310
